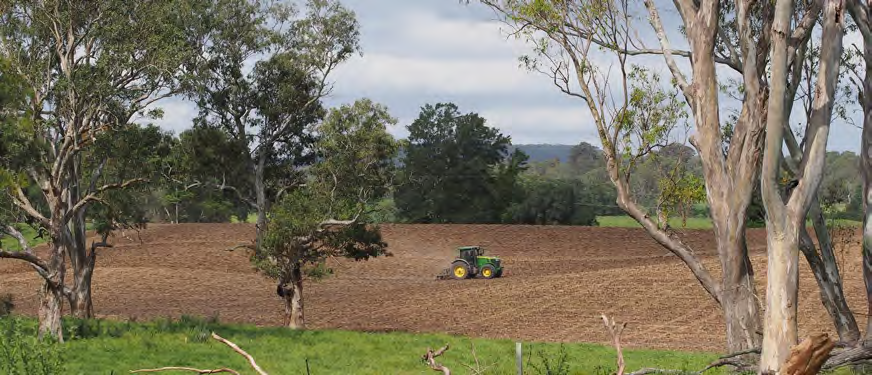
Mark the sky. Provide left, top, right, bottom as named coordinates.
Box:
left=149, top=0, right=864, bottom=152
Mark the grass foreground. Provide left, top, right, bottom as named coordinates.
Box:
left=0, top=315, right=724, bottom=375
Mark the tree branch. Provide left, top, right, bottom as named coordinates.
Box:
left=216, top=176, right=258, bottom=209
left=210, top=333, right=268, bottom=375
left=11, top=186, right=50, bottom=226
left=0, top=225, right=52, bottom=282
left=642, top=0, right=691, bottom=96
left=65, top=178, right=147, bottom=222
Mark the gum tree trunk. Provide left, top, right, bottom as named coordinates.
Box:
left=760, top=0, right=842, bottom=370
left=864, top=50, right=872, bottom=343
left=69, top=248, right=96, bottom=319
left=760, top=220, right=801, bottom=371
left=38, top=280, right=65, bottom=342
left=800, top=206, right=860, bottom=343
left=38, top=237, right=67, bottom=342
left=854, top=0, right=872, bottom=343
left=255, top=152, right=268, bottom=252
left=69, top=207, right=96, bottom=319
left=717, top=223, right=762, bottom=352
left=281, top=263, right=305, bottom=329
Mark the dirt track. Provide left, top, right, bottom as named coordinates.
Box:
left=0, top=223, right=867, bottom=352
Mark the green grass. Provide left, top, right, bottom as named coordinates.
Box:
left=596, top=216, right=714, bottom=229
left=1, top=315, right=722, bottom=375
left=230, top=213, right=258, bottom=224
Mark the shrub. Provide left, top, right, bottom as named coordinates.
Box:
left=528, top=344, right=571, bottom=375
left=0, top=316, right=65, bottom=375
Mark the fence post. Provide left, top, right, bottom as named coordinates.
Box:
left=516, top=342, right=523, bottom=375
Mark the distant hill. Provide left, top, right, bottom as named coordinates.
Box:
left=512, top=144, right=574, bottom=163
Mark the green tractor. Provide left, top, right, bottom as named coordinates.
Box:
left=437, top=246, right=504, bottom=280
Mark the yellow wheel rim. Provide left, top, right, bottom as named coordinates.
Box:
left=453, top=266, right=466, bottom=278
left=482, top=268, right=492, bottom=277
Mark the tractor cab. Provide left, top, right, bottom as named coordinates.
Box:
left=457, top=246, right=483, bottom=264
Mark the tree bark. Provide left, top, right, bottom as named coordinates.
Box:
left=858, top=0, right=872, bottom=343
left=685, top=0, right=764, bottom=354
left=718, top=226, right=763, bottom=353
left=760, top=0, right=842, bottom=370
left=37, top=279, right=64, bottom=342
left=760, top=222, right=801, bottom=372
left=281, top=263, right=305, bottom=329
left=68, top=247, right=96, bottom=319
left=254, top=152, right=268, bottom=253
left=37, top=236, right=67, bottom=342
left=800, top=205, right=860, bottom=344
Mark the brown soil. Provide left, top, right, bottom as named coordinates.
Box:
left=0, top=223, right=865, bottom=352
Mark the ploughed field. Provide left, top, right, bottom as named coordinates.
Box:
left=0, top=223, right=866, bottom=352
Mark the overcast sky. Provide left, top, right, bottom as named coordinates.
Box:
left=149, top=0, right=863, bottom=152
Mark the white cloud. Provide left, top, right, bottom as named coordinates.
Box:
left=480, top=106, right=600, bottom=145
left=396, top=11, right=530, bottom=58
left=332, top=53, right=549, bottom=96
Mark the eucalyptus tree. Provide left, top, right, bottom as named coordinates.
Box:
left=0, top=0, right=211, bottom=338
left=187, top=0, right=360, bottom=251
left=257, top=99, right=399, bottom=328
left=465, top=0, right=827, bottom=367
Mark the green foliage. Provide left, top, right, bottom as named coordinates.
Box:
left=0, top=317, right=65, bottom=375
left=528, top=344, right=571, bottom=375
left=162, top=125, right=252, bottom=223
left=366, top=198, right=399, bottom=223
left=620, top=67, right=688, bottom=162
left=505, top=176, right=598, bottom=226
left=186, top=0, right=361, bottom=223
left=396, top=102, right=528, bottom=224
left=257, top=98, right=398, bottom=282
left=84, top=124, right=178, bottom=232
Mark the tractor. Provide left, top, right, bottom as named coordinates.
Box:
left=436, top=246, right=503, bottom=280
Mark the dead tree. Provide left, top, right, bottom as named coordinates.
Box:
left=602, top=314, right=628, bottom=375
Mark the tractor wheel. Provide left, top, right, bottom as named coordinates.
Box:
left=480, top=264, right=497, bottom=279
left=451, top=261, right=470, bottom=280
left=495, top=269, right=503, bottom=278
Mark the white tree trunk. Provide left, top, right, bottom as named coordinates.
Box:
left=761, top=223, right=801, bottom=372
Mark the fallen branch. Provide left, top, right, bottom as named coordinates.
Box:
left=602, top=314, right=627, bottom=375
left=823, top=341, right=872, bottom=369
left=421, top=344, right=451, bottom=375
left=131, top=367, right=240, bottom=374
left=628, top=368, right=687, bottom=375
left=130, top=332, right=267, bottom=375
left=211, top=332, right=268, bottom=375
